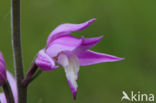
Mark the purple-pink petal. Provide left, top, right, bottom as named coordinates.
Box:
left=57, top=53, right=79, bottom=100
left=7, top=71, right=17, bottom=103
left=0, top=71, right=17, bottom=103
left=72, top=36, right=103, bottom=54
left=77, top=50, right=124, bottom=66
left=0, top=93, right=6, bottom=103
left=46, top=35, right=82, bottom=57
left=35, top=49, right=58, bottom=71
left=46, top=18, right=96, bottom=47
left=67, top=80, right=77, bottom=100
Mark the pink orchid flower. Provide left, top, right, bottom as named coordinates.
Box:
left=0, top=53, right=17, bottom=103
left=35, top=18, right=124, bottom=99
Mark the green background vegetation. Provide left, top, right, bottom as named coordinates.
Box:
left=0, top=0, right=156, bottom=103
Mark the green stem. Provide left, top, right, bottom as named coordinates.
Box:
left=11, top=0, right=27, bottom=103
left=22, top=62, right=39, bottom=87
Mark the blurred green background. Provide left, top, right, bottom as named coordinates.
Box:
left=0, top=0, right=156, bottom=103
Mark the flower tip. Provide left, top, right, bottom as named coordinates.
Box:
left=114, top=57, right=125, bottom=62
left=119, top=57, right=125, bottom=61
left=90, top=18, right=96, bottom=21
left=73, top=91, right=77, bottom=100
left=99, top=35, right=104, bottom=40
left=88, top=18, right=96, bottom=24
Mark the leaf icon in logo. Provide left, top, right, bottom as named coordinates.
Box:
left=121, top=91, right=131, bottom=101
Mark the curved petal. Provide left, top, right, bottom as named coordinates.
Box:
left=7, top=71, right=17, bottom=103
left=46, top=35, right=82, bottom=57
left=0, top=93, right=6, bottom=103
left=0, top=72, right=17, bottom=103
left=72, top=36, right=103, bottom=54
left=57, top=54, right=79, bottom=100
left=47, top=18, right=96, bottom=47
left=0, top=52, right=6, bottom=86
left=35, top=49, right=58, bottom=71
left=77, top=50, right=124, bottom=66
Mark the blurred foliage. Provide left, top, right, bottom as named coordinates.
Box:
left=0, top=0, right=156, bottom=103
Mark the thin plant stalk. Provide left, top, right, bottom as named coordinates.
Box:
left=11, top=0, right=27, bottom=103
